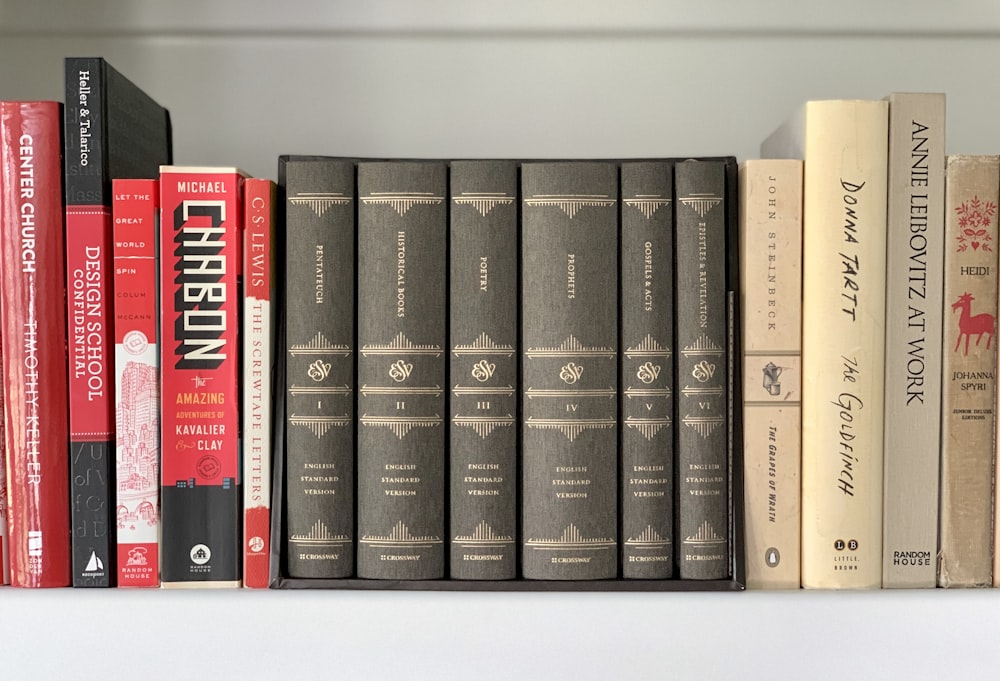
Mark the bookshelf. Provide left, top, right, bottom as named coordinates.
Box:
left=2, top=2, right=1000, bottom=678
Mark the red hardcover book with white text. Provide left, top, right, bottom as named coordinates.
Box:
left=0, top=101, right=72, bottom=587
left=242, top=178, right=276, bottom=588
left=159, top=166, right=246, bottom=587
left=112, top=179, right=161, bottom=587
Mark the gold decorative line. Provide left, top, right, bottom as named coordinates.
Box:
left=525, top=335, right=615, bottom=359
left=678, top=193, right=722, bottom=219
left=452, top=415, right=515, bottom=439
left=525, top=417, right=615, bottom=442
left=624, top=387, right=671, bottom=398
left=361, top=192, right=444, bottom=216
left=288, top=385, right=352, bottom=396
left=626, top=525, right=670, bottom=545
left=684, top=520, right=726, bottom=545
left=453, top=192, right=515, bottom=217
left=289, top=414, right=352, bottom=439
left=681, top=416, right=725, bottom=439
left=454, top=521, right=515, bottom=544
left=524, top=387, right=615, bottom=399
left=625, top=334, right=671, bottom=359
left=624, top=196, right=672, bottom=219
left=361, top=332, right=442, bottom=357
left=359, top=414, right=443, bottom=439
left=526, top=524, right=616, bottom=549
left=524, top=194, right=616, bottom=219
left=452, top=332, right=515, bottom=356
left=681, top=334, right=724, bottom=357
left=290, top=332, right=352, bottom=356
left=360, top=384, right=442, bottom=397
left=680, top=386, right=724, bottom=397
left=360, top=520, right=442, bottom=546
left=289, top=192, right=352, bottom=217
left=624, top=416, right=671, bottom=440
left=451, top=385, right=516, bottom=396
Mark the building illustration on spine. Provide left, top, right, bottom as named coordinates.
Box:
left=116, top=362, right=159, bottom=531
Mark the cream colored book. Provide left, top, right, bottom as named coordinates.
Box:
left=762, top=100, right=888, bottom=589
left=881, top=93, right=946, bottom=588
left=739, top=159, right=803, bottom=589
left=939, top=155, right=998, bottom=588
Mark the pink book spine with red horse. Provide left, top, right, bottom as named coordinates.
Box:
left=939, top=154, right=998, bottom=588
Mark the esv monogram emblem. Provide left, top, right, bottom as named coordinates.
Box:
left=559, top=362, right=584, bottom=385
left=692, top=361, right=716, bottom=383
left=636, top=362, right=660, bottom=384
left=307, top=360, right=331, bottom=381
left=471, top=360, right=496, bottom=383
left=389, top=360, right=414, bottom=383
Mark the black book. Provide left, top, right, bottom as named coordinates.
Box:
left=674, top=159, right=730, bottom=580
left=63, top=57, right=172, bottom=587
left=357, top=161, right=447, bottom=579
left=280, top=157, right=356, bottom=578
left=448, top=160, right=519, bottom=580
left=521, top=161, right=619, bottom=580
left=620, top=161, right=675, bottom=579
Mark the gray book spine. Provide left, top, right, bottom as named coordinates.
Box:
left=357, top=161, right=447, bottom=579
left=675, top=160, right=730, bottom=580
left=521, top=162, right=619, bottom=580
left=282, top=158, right=356, bottom=578
left=449, top=160, right=519, bottom=580
left=881, top=93, right=945, bottom=588
left=620, top=162, right=675, bottom=579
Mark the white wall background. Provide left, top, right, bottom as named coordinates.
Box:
left=2, top=2, right=1000, bottom=679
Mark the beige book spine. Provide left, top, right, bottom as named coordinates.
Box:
left=765, top=100, right=888, bottom=588
left=881, top=93, right=946, bottom=588
left=740, top=159, right=803, bottom=589
left=939, top=154, right=998, bottom=588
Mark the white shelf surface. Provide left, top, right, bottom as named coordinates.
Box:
left=3, top=588, right=999, bottom=680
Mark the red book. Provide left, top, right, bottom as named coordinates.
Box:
left=0, top=373, right=7, bottom=585
left=112, top=179, right=161, bottom=587
left=0, top=101, right=71, bottom=587
left=159, top=166, right=246, bottom=587
left=242, top=178, right=276, bottom=588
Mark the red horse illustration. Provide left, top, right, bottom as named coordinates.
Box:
left=953, top=292, right=995, bottom=355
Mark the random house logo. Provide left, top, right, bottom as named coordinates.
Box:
left=127, top=546, right=149, bottom=566
left=190, top=543, right=212, bottom=572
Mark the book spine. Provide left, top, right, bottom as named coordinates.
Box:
left=798, top=100, right=888, bottom=588
left=242, top=178, right=277, bottom=588
left=675, top=159, right=731, bottom=580
left=739, top=159, right=803, bottom=589
left=65, top=57, right=115, bottom=587
left=357, top=161, right=447, bottom=580
left=159, top=166, right=245, bottom=587
left=282, top=158, right=355, bottom=578
left=939, top=154, right=998, bottom=588
left=448, top=160, right=519, bottom=580
left=0, top=388, right=6, bottom=584
left=521, top=162, right=618, bottom=580
left=0, top=101, right=71, bottom=587
left=619, top=161, right=675, bottom=579
left=112, top=179, right=161, bottom=588
left=882, top=93, right=946, bottom=588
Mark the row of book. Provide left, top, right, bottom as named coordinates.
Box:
left=743, top=92, right=1000, bottom=590
left=277, top=155, right=736, bottom=584
left=0, top=57, right=742, bottom=588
